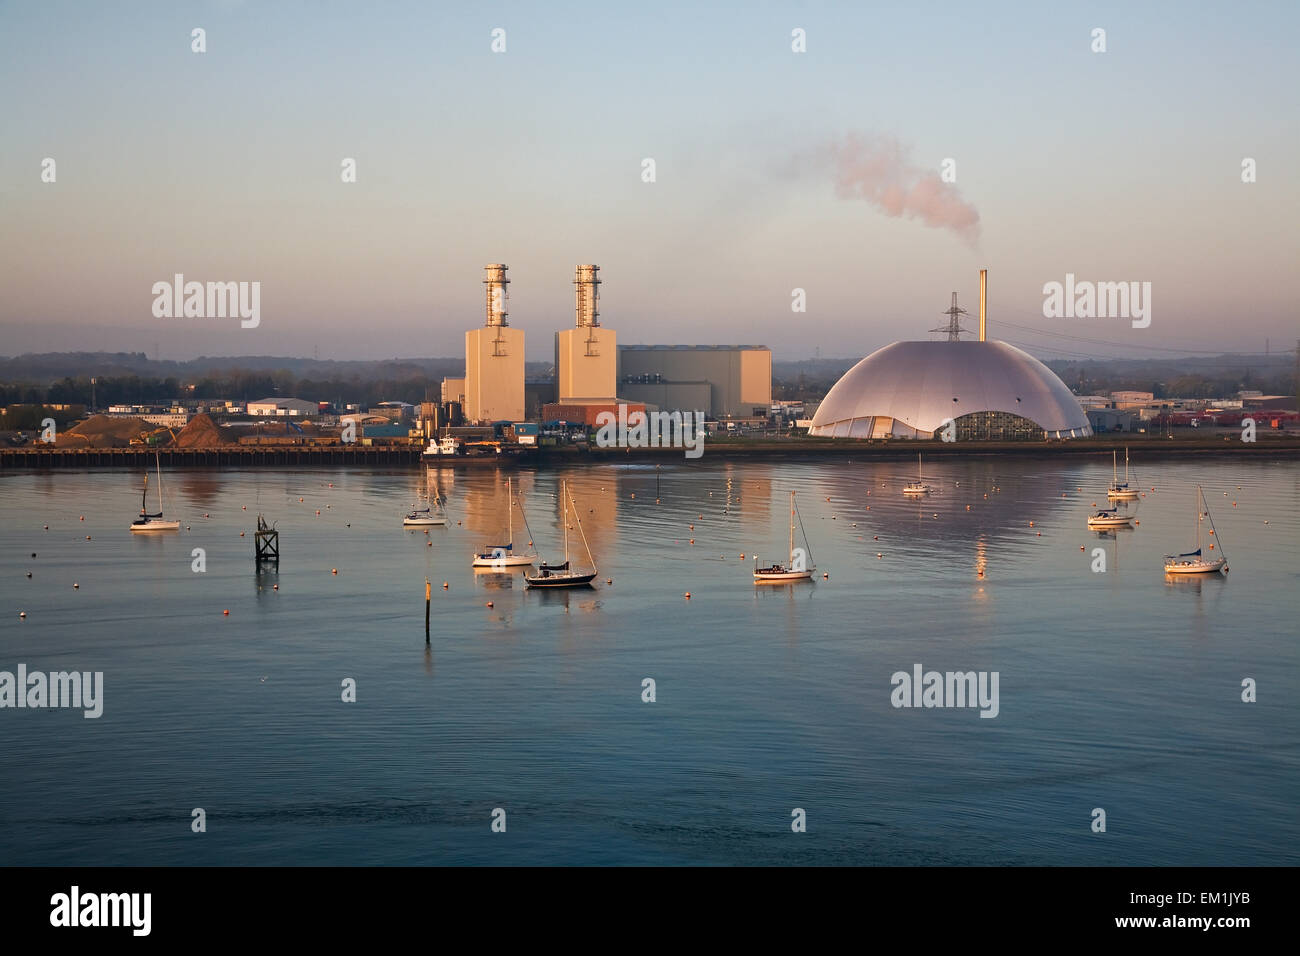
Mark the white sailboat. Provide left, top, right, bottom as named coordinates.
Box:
left=524, top=481, right=598, bottom=588
left=129, top=453, right=181, bottom=532
left=1087, top=508, right=1134, bottom=530
left=1164, top=485, right=1228, bottom=574
left=473, top=476, right=538, bottom=567
left=754, top=491, right=816, bottom=583
left=404, top=474, right=447, bottom=526
left=902, top=452, right=932, bottom=496
left=1107, top=448, right=1140, bottom=500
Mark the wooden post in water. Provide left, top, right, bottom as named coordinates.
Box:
left=425, top=578, right=431, bottom=643
left=255, top=514, right=279, bottom=564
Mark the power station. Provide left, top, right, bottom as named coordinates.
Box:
left=464, top=264, right=525, bottom=423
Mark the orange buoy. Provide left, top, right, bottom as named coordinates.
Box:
left=332, top=568, right=338, bottom=574
left=79, top=516, right=84, bottom=521
left=684, top=592, right=691, bottom=599
left=486, top=601, right=494, bottom=608
left=272, top=584, right=278, bottom=590
left=442, top=582, right=449, bottom=589
left=223, top=609, right=229, bottom=616
left=20, top=612, right=27, bottom=619
left=606, top=578, right=612, bottom=585
left=689, top=539, right=695, bottom=545
left=822, top=573, right=829, bottom=580
left=240, top=531, right=245, bottom=537
left=73, top=582, right=79, bottom=589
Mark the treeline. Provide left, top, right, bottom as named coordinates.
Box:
left=0, top=373, right=444, bottom=408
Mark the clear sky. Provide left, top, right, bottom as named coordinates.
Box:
left=1, top=0, right=1296, bottom=362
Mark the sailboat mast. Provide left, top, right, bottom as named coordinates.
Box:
left=141, top=472, right=148, bottom=514
left=562, top=481, right=570, bottom=563
left=507, top=476, right=513, bottom=548
left=789, top=491, right=795, bottom=562
left=1125, top=447, right=1130, bottom=483
left=156, top=453, right=164, bottom=513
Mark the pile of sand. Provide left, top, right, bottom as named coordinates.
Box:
left=175, top=412, right=225, bottom=448
left=63, top=414, right=149, bottom=447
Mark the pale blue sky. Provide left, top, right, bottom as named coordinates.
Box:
left=1, top=0, right=1296, bottom=361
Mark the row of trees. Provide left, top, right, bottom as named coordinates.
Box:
left=0, top=373, right=442, bottom=409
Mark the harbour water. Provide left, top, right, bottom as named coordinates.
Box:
left=1, top=456, right=1297, bottom=865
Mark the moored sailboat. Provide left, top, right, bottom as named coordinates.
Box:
left=1107, top=448, right=1140, bottom=500
left=473, top=476, right=537, bottom=567
left=129, top=453, right=181, bottom=532
left=754, top=491, right=816, bottom=583
left=903, top=452, right=932, bottom=496
left=404, top=474, right=447, bottom=526
left=1164, top=485, right=1228, bottom=574
left=524, top=481, right=597, bottom=588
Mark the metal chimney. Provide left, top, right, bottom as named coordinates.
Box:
left=979, top=269, right=987, bottom=342
left=484, top=264, right=509, bottom=327
left=574, top=264, right=600, bottom=328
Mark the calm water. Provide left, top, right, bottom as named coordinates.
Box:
left=1, top=456, right=1297, bottom=865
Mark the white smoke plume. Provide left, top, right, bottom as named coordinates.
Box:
left=820, top=133, right=981, bottom=246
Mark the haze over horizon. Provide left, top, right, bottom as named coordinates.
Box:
left=2, top=1, right=1296, bottom=363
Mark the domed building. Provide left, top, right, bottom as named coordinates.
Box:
left=809, top=339, right=1092, bottom=440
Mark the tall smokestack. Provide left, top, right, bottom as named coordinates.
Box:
left=484, top=264, right=509, bottom=327
left=979, top=269, right=987, bottom=342
left=574, top=265, right=600, bottom=328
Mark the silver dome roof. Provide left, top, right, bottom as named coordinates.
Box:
left=810, top=340, right=1091, bottom=436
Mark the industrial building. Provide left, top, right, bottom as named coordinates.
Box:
left=809, top=271, right=1092, bottom=440
left=247, top=397, right=320, bottom=417
left=556, top=265, right=617, bottom=402
left=464, top=264, right=525, bottom=423
left=617, top=345, right=772, bottom=419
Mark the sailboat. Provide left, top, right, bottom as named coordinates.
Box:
left=902, top=452, right=932, bottom=496
left=472, top=476, right=537, bottom=567
left=1087, top=508, right=1134, bottom=530
left=404, top=473, right=447, bottom=526
left=754, top=491, right=816, bottom=583
left=1164, top=485, right=1228, bottom=574
left=1107, top=448, right=1140, bottom=500
left=129, top=453, right=181, bottom=532
left=523, top=480, right=598, bottom=588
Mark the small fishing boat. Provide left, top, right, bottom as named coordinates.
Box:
left=472, top=476, right=537, bottom=567
left=404, top=475, right=447, bottom=526
left=754, top=491, right=816, bottom=583
left=1087, top=509, right=1134, bottom=530
left=1107, top=448, right=1140, bottom=500
left=524, top=481, right=598, bottom=588
left=902, top=452, right=932, bottom=496
left=129, top=453, right=181, bottom=532
left=1164, top=485, right=1228, bottom=574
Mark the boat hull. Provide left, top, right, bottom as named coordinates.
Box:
left=129, top=520, right=180, bottom=533
left=473, top=553, right=536, bottom=568
left=1107, top=489, right=1139, bottom=500
left=1164, top=559, right=1226, bottom=574
left=1087, top=516, right=1133, bottom=529
left=754, top=568, right=815, bottom=583
left=524, top=570, right=597, bottom=588
left=404, top=517, right=447, bottom=527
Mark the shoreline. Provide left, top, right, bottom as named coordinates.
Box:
left=3, top=436, right=1299, bottom=469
